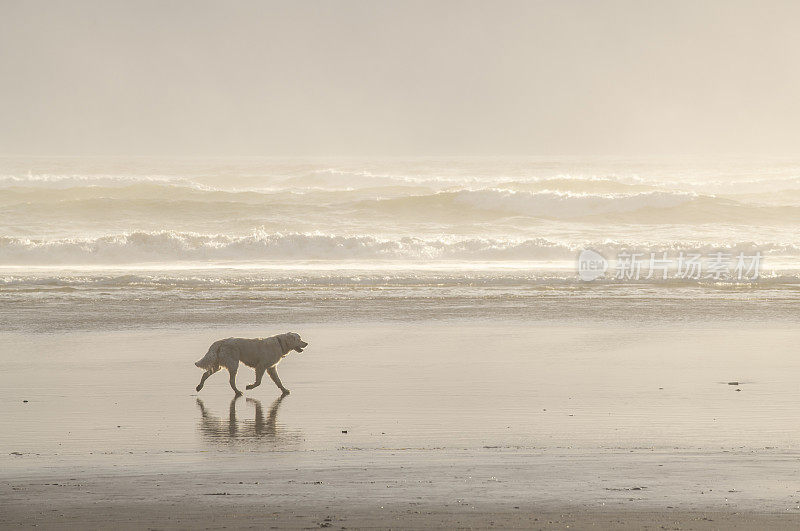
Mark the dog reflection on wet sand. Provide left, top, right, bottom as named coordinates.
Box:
left=196, top=395, right=300, bottom=446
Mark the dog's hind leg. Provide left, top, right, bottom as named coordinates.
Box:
left=246, top=364, right=267, bottom=390
left=267, top=365, right=290, bottom=395
left=227, top=363, right=243, bottom=397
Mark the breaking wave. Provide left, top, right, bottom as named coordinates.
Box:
left=356, top=189, right=800, bottom=223
left=0, top=232, right=570, bottom=263
left=3, top=160, right=800, bottom=269
left=0, top=231, right=797, bottom=265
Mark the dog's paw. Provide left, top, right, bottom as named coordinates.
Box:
left=245, top=384, right=254, bottom=390
left=234, top=391, right=243, bottom=397
left=281, top=388, right=290, bottom=395
left=195, top=385, right=203, bottom=392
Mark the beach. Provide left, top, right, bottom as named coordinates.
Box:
left=4, top=156, right=800, bottom=528
left=3, top=324, right=800, bottom=528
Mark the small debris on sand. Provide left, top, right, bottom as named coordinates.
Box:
left=727, top=382, right=739, bottom=386
left=22, top=400, right=28, bottom=403
left=342, top=430, right=348, bottom=434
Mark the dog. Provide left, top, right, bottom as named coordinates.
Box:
left=194, top=333, right=308, bottom=396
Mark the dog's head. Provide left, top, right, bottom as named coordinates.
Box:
left=283, top=332, right=308, bottom=353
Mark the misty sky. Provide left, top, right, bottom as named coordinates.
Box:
left=2, top=0, right=800, bottom=157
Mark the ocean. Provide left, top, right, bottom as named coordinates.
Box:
left=2, top=156, right=800, bottom=331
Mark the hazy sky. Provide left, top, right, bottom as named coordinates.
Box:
left=2, top=0, right=800, bottom=157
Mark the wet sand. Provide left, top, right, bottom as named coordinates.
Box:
left=4, top=452, right=800, bottom=529
left=3, top=324, right=800, bottom=528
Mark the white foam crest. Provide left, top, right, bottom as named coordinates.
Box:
left=0, top=173, right=218, bottom=191
left=0, top=231, right=577, bottom=264
left=303, top=168, right=658, bottom=189
left=1, top=231, right=798, bottom=265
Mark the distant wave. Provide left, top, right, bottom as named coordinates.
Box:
left=452, top=189, right=696, bottom=219
left=6, top=169, right=655, bottom=195
left=0, top=173, right=217, bottom=190
left=496, top=177, right=658, bottom=194
left=0, top=182, right=421, bottom=206
left=357, top=189, right=800, bottom=222
left=4, top=183, right=800, bottom=231
left=5, top=173, right=800, bottom=224
left=0, top=185, right=707, bottom=221
left=0, top=230, right=797, bottom=265
left=7, top=165, right=800, bottom=194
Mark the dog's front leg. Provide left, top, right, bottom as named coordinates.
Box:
left=266, top=366, right=289, bottom=395
left=246, top=365, right=267, bottom=390
left=196, top=369, right=213, bottom=392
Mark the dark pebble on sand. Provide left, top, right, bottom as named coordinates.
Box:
left=342, top=430, right=347, bottom=434
left=22, top=400, right=28, bottom=403
left=728, top=381, right=739, bottom=385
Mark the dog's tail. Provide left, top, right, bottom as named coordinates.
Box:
left=195, top=342, right=221, bottom=370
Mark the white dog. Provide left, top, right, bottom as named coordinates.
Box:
left=195, top=333, right=308, bottom=396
